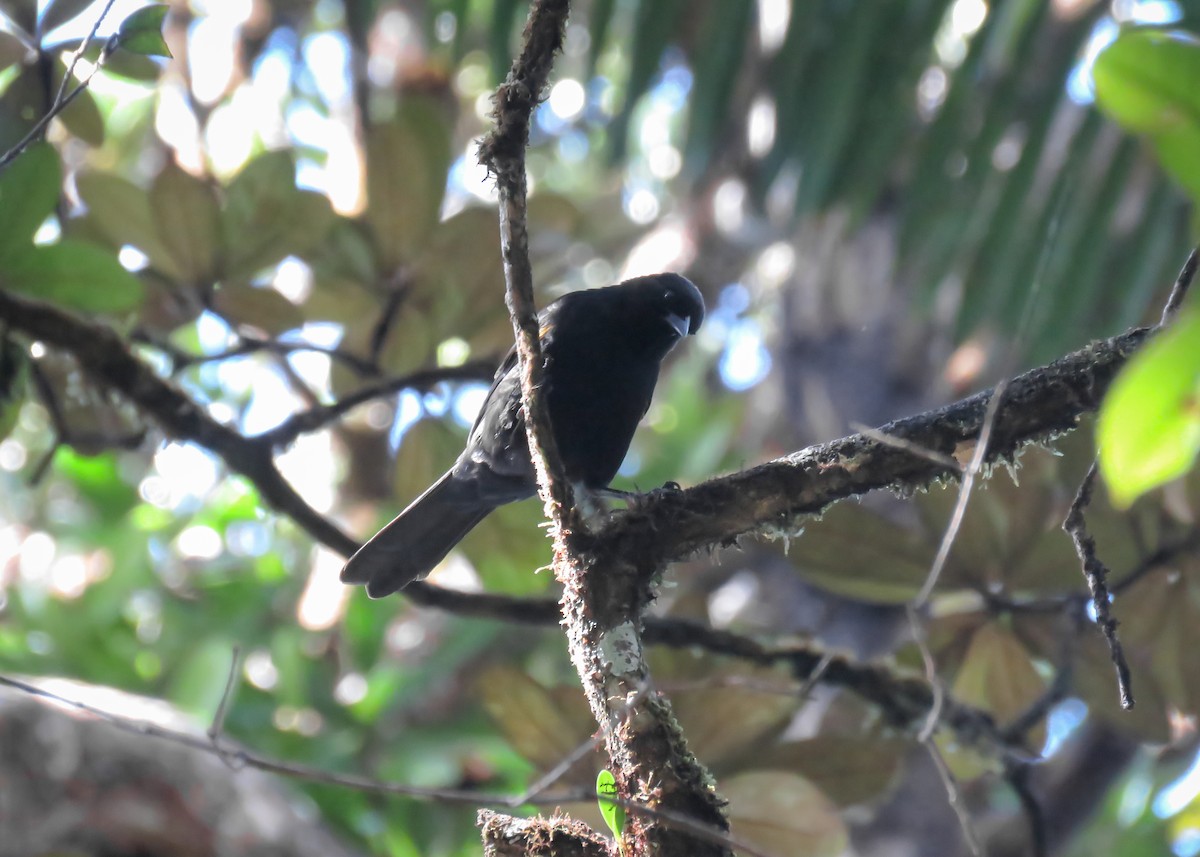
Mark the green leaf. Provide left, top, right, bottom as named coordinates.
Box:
left=0, top=142, right=60, bottom=262
left=1148, top=123, right=1200, bottom=204
left=684, top=0, right=753, bottom=176
left=597, top=770, right=626, bottom=843
left=210, top=283, right=304, bottom=335
left=56, top=448, right=140, bottom=520
left=768, top=736, right=907, bottom=807
left=724, top=771, right=848, bottom=857
left=64, top=36, right=162, bottom=81
left=111, top=4, right=172, bottom=58
left=1093, top=29, right=1200, bottom=206
left=608, top=0, right=687, bottom=164
left=786, top=501, right=936, bottom=603
left=220, top=151, right=334, bottom=279
left=270, top=626, right=309, bottom=706
left=1093, top=29, right=1200, bottom=136
left=168, top=636, right=237, bottom=716
left=672, top=667, right=798, bottom=768
left=0, top=63, right=106, bottom=150
left=1098, top=310, right=1200, bottom=507
left=74, top=170, right=183, bottom=279
left=0, top=240, right=145, bottom=312
left=54, top=81, right=105, bottom=146
left=476, top=665, right=591, bottom=770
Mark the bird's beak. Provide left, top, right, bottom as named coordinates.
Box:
left=666, top=311, right=690, bottom=338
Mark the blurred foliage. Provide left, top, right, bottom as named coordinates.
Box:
left=1094, top=28, right=1200, bottom=205
left=2, top=0, right=1200, bottom=856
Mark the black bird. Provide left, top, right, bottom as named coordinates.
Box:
left=340, top=273, right=705, bottom=598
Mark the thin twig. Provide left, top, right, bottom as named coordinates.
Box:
left=208, top=645, right=241, bottom=744
left=1006, top=762, right=1047, bottom=857
left=853, top=423, right=964, bottom=473
left=913, top=378, right=1010, bottom=608
left=1159, top=247, right=1198, bottom=326
left=1063, top=463, right=1133, bottom=709
left=133, top=330, right=383, bottom=377
left=908, top=603, right=948, bottom=744
left=924, top=740, right=986, bottom=857
left=794, top=650, right=835, bottom=701
left=52, top=0, right=119, bottom=107
left=259, top=360, right=495, bottom=448
left=0, top=36, right=113, bottom=171
left=903, top=203, right=1062, bottom=857
left=1063, top=248, right=1198, bottom=710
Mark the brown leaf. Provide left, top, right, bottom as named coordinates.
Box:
left=952, top=622, right=1047, bottom=750
left=724, top=771, right=848, bottom=857
left=210, top=283, right=304, bottom=336
left=671, top=671, right=799, bottom=769
left=767, top=735, right=907, bottom=806
left=75, top=171, right=183, bottom=280
left=220, top=151, right=335, bottom=279
left=476, top=665, right=594, bottom=775
left=789, top=501, right=936, bottom=604
left=364, top=100, right=451, bottom=269
left=149, top=162, right=220, bottom=284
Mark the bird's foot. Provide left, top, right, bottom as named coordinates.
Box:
left=573, top=485, right=616, bottom=525
left=596, top=481, right=682, bottom=512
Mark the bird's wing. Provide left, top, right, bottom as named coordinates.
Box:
left=468, top=342, right=519, bottom=437
left=467, top=299, right=562, bottom=437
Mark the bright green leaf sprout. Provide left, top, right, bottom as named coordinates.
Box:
left=596, top=769, right=627, bottom=848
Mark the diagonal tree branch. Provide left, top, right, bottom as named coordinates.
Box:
left=259, top=359, right=495, bottom=449
left=595, top=325, right=1151, bottom=574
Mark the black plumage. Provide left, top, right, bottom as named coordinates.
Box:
left=340, top=273, right=705, bottom=598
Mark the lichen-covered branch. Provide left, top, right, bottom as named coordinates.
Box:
left=478, top=0, right=576, bottom=529
left=477, top=1, right=732, bottom=854
left=478, top=810, right=612, bottom=857
left=597, top=327, right=1151, bottom=575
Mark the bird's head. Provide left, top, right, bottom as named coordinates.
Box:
left=622, top=273, right=705, bottom=347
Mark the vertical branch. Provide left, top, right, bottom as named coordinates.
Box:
left=477, top=0, right=578, bottom=536
left=477, top=3, right=732, bottom=854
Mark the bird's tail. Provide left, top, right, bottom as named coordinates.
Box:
left=340, top=470, right=495, bottom=598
